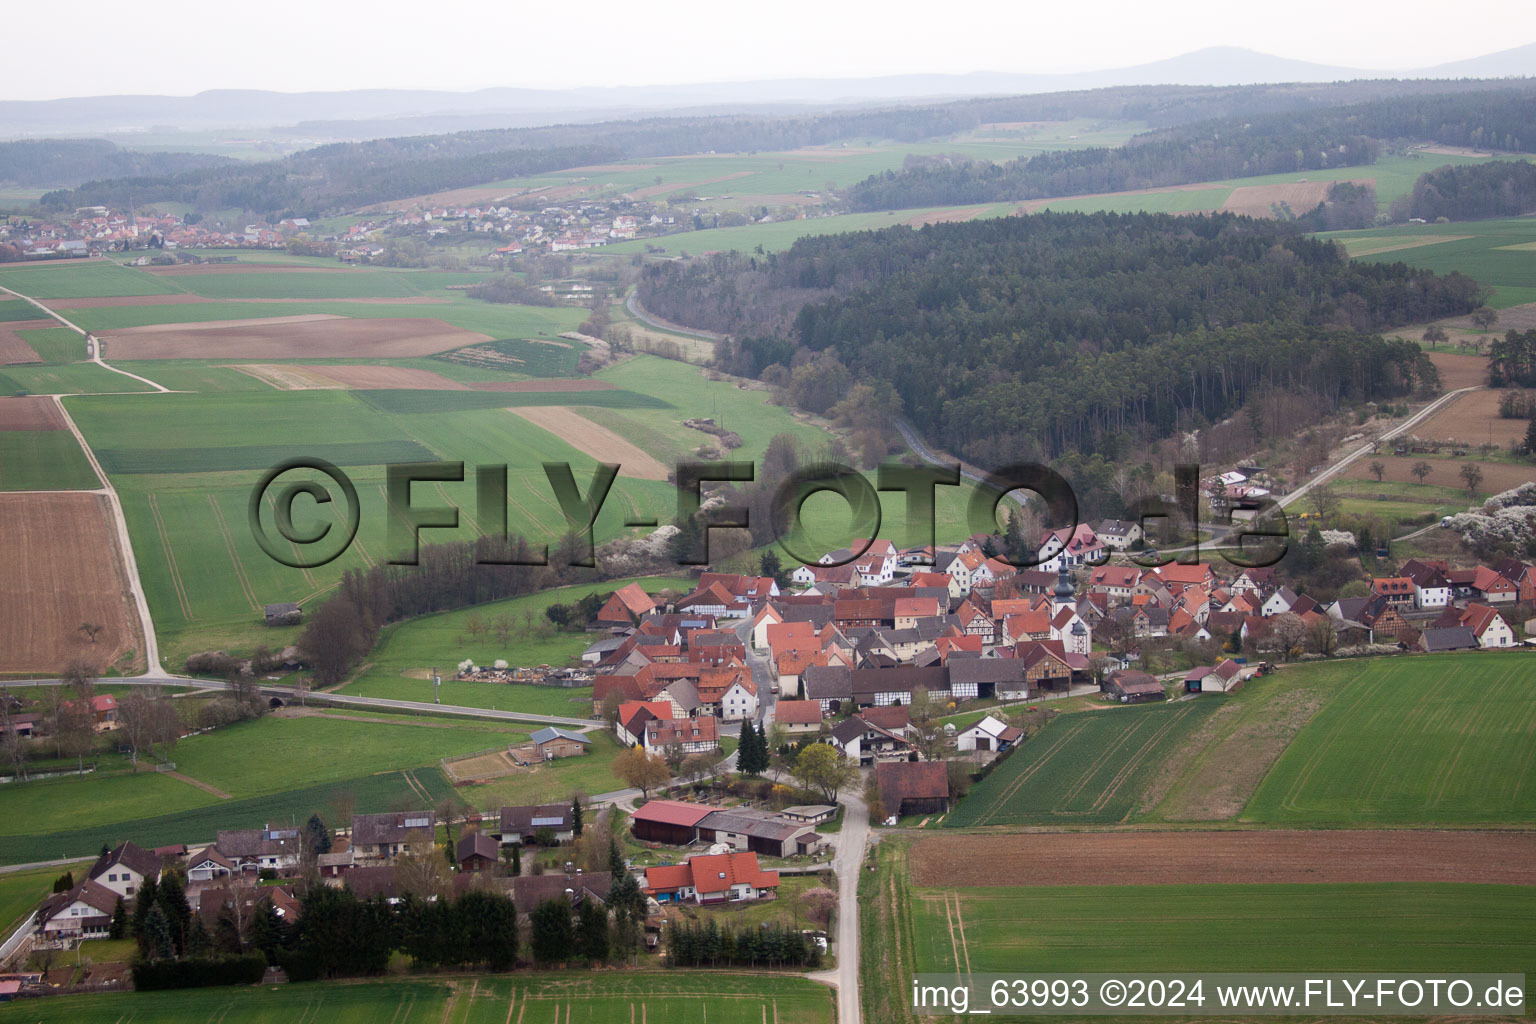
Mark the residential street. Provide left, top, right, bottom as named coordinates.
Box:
left=808, top=778, right=870, bottom=1024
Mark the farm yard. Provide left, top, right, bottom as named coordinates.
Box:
left=0, top=492, right=142, bottom=674
left=0, top=974, right=836, bottom=1024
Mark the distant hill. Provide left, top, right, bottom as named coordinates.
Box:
left=2, top=45, right=1531, bottom=140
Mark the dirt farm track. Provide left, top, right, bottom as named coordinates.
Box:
left=909, top=831, right=1536, bottom=887
left=0, top=492, right=145, bottom=674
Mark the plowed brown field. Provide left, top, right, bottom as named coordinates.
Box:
left=99, top=317, right=490, bottom=360
left=0, top=492, right=144, bottom=674
left=909, top=830, right=1536, bottom=887
left=506, top=405, right=669, bottom=480
left=0, top=320, right=43, bottom=365
left=0, top=396, right=67, bottom=430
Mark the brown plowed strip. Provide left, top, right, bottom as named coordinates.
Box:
left=907, top=207, right=986, bottom=227
left=100, top=317, right=491, bottom=360
left=0, top=492, right=144, bottom=674
left=163, top=771, right=231, bottom=799
left=506, top=405, right=669, bottom=480
left=107, top=313, right=344, bottom=334
left=300, top=364, right=472, bottom=390
left=1222, top=179, right=1374, bottom=219
left=0, top=320, right=45, bottom=365
left=46, top=294, right=452, bottom=308
left=0, top=395, right=67, bottom=430
left=468, top=378, right=616, bottom=392
left=909, top=831, right=1536, bottom=887
left=1426, top=351, right=1487, bottom=389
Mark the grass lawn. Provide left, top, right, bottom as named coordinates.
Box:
left=0, top=764, right=456, bottom=866
left=0, top=714, right=523, bottom=846
left=0, top=430, right=98, bottom=490
left=0, top=973, right=836, bottom=1024
left=1242, top=652, right=1536, bottom=826
left=339, top=575, right=695, bottom=709
left=0, top=863, right=85, bottom=931
left=674, top=874, right=832, bottom=932
left=455, top=730, right=626, bottom=807
left=76, top=937, right=139, bottom=964
left=168, top=714, right=531, bottom=800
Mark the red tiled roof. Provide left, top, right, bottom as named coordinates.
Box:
left=633, top=800, right=715, bottom=828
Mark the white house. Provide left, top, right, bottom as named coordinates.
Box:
left=87, top=841, right=161, bottom=899
left=36, top=882, right=118, bottom=946
left=1037, top=524, right=1105, bottom=571
left=1095, top=519, right=1143, bottom=551
left=955, top=715, right=1022, bottom=752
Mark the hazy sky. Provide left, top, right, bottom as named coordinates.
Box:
left=6, top=0, right=1535, bottom=101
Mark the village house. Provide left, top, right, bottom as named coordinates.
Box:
left=1458, top=604, right=1515, bottom=648
left=35, top=881, right=118, bottom=946
left=86, top=841, right=161, bottom=899
left=595, top=583, right=657, bottom=625
left=644, top=714, right=720, bottom=754
left=828, top=716, right=912, bottom=764
left=1095, top=519, right=1143, bottom=551
left=456, top=832, right=501, bottom=873
left=772, top=699, right=825, bottom=734
left=644, top=851, right=780, bottom=905
left=494, top=804, right=575, bottom=846
left=955, top=715, right=1022, bottom=752
left=187, top=847, right=237, bottom=883
left=215, top=826, right=303, bottom=873
left=351, top=811, right=435, bottom=862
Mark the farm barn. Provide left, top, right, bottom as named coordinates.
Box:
left=876, top=761, right=951, bottom=818
left=1105, top=670, right=1167, bottom=703
left=530, top=726, right=590, bottom=760
left=264, top=602, right=301, bottom=626
left=631, top=800, right=715, bottom=845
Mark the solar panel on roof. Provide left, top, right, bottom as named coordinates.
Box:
left=531, top=816, right=564, bottom=827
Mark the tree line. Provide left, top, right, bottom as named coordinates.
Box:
left=642, top=211, right=1468, bottom=469
left=1392, top=160, right=1536, bottom=222
left=844, top=86, right=1536, bottom=211
left=29, top=79, right=1536, bottom=219
left=40, top=143, right=616, bottom=219
left=1490, top=328, right=1536, bottom=388
left=0, top=139, right=233, bottom=188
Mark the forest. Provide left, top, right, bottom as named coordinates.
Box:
left=0, top=139, right=234, bottom=188
left=845, top=87, right=1536, bottom=211
left=1392, top=160, right=1536, bottom=222
left=642, top=212, right=1474, bottom=468
left=31, top=79, right=1536, bottom=218
left=38, top=141, right=616, bottom=217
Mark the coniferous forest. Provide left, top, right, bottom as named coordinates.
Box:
left=641, top=211, right=1477, bottom=465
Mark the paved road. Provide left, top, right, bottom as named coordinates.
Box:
left=1277, top=385, right=1483, bottom=510
left=808, top=780, right=870, bottom=1024
left=624, top=289, right=726, bottom=343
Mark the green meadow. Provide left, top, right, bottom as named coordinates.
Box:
left=337, top=574, right=694, bottom=704
left=0, top=974, right=836, bottom=1024
left=1243, top=652, right=1536, bottom=826
left=1321, top=216, right=1536, bottom=309
left=0, top=260, right=184, bottom=299
left=913, top=882, right=1536, bottom=977
left=0, top=429, right=99, bottom=490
